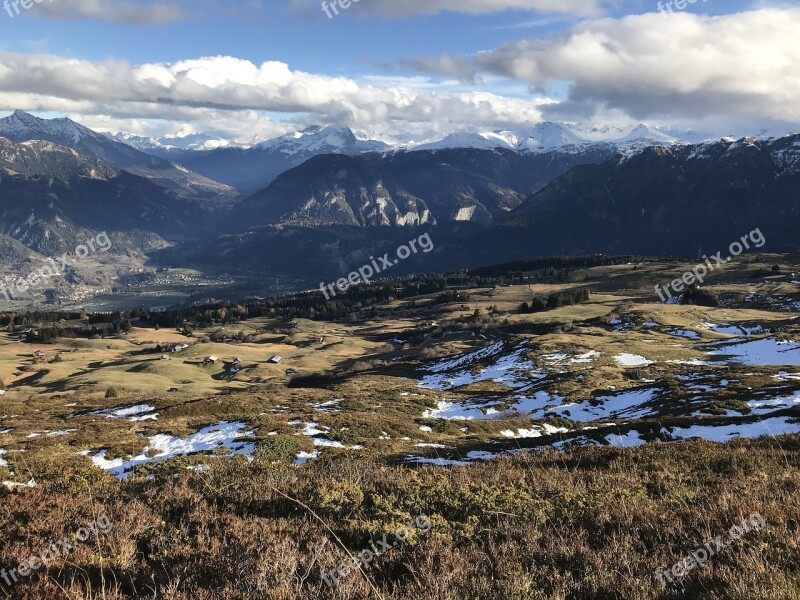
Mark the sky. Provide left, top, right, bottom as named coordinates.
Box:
left=0, top=0, right=797, bottom=143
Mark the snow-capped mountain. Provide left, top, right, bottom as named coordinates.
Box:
left=171, top=125, right=390, bottom=192
left=0, top=111, right=238, bottom=203
left=409, top=122, right=682, bottom=154
left=615, top=124, right=680, bottom=145
left=109, top=131, right=237, bottom=152
left=413, top=131, right=515, bottom=152
left=0, top=110, right=134, bottom=164
left=254, top=125, right=388, bottom=155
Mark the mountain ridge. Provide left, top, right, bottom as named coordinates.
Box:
left=0, top=111, right=238, bottom=204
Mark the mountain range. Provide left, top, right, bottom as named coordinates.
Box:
left=107, top=120, right=685, bottom=193
left=0, top=136, right=200, bottom=256
left=0, top=111, right=238, bottom=205
left=0, top=109, right=798, bottom=302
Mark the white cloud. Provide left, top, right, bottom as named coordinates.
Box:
left=24, top=0, right=185, bottom=25
left=0, top=52, right=550, bottom=139
left=465, top=9, right=800, bottom=123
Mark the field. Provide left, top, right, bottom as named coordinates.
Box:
left=1, top=253, right=799, bottom=598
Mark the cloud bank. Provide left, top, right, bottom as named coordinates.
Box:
left=411, top=9, right=800, bottom=124
left=25, top=0, right=185, bottom=25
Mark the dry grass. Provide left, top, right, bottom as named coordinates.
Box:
left=1, top=437, right=799, bottom=599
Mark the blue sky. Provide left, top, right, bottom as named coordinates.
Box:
left=0, top=0, right=796, bottom=142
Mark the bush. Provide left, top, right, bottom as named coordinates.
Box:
left=255, top=435, right=310, bottom=463
left=681, top=286, right=720, bottom=307
left=105, top=387, right=119, bottom=399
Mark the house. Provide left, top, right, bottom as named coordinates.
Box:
left=0, top=390, right=5, bottom=396
left=233, top=357, right=242, bottom=364
left=33, top=350, right=47, bottom=361
left=203, top=356, right=218, bottom=365
left=268, top=355, right=282, bottom=364
left=171, top=343, right=190, bottom=353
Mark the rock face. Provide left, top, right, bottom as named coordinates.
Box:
left=234, top=145, right=619, bottom=228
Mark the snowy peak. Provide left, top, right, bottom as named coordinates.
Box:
left=407, top=122, right=683, bottom=154
left=0, top=135, right=118, bottom=181
left=0, top=110, right=238, bottom=202
left=0, top=110, right=103, bottom=146
left=109, top=131, right=234, bottom=152
left=509, top=122, right=588, bottom=151
left=254, top=125, right=387, bottom=156
left=414, top=131, right=513, bottom=152
left=617, top=124, right=679, bottom=145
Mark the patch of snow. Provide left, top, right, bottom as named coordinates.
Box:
left=606, top=430, right=647, bottom=447
left=667, top=359, right=712, bottom=366
left=87, top=404, right=158, bottom=421
left=614, top=354, right=653, bottom=367
left=543, top=350, right=600, bottom=365
left=501, top=428, right=542, bottom=439
left=405, top=456, right=468, bottom=466
left=662, top=416, right=800, bottom=442
left=705, top=323, right=767, bottom=336
left=2, top=480, right=36, bottom=490
left=707, top=338, right=800, bottom=366
left=426, top=341, right=505, bottom=373
left=465, top=450, right=496, bottom=461
left=540, top=388, right=656, bottom=421
left=747, top=391, right=800, bottom=414
left=773, top=371, right=800, bottom=382
left=422, top=390, right=562, bottom=421
left=88, top=421, right=255, bottom=479
left=312, top=438, right=363, bottom=449
left=420, top=343, right=542, bottom=391
left=294, top=451, right=319, bottom=465
left=48, top=429, right=76, bottom=437
left=669, top=329, right=699, bottom=339
left=312, top=399, right=342, bottom=413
